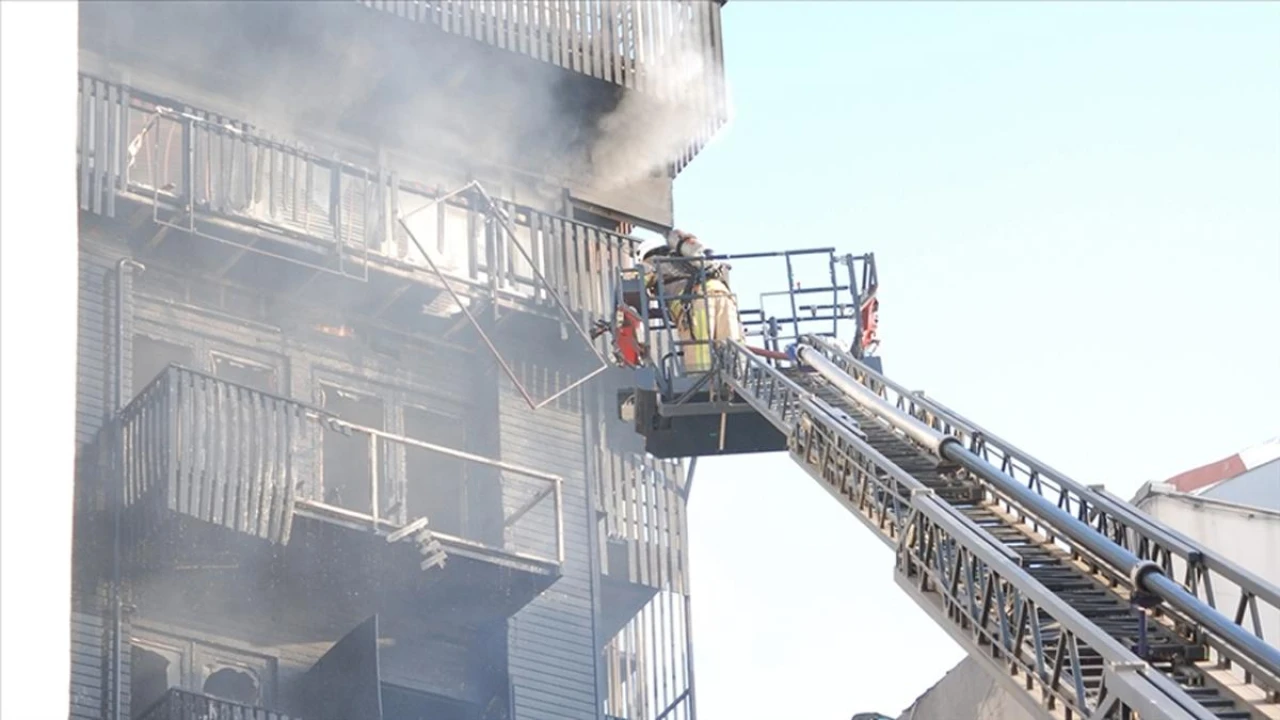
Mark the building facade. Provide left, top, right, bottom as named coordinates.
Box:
left=73, top=2, right=728, bottom=719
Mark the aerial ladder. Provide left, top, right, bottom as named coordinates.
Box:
left=602, top=244, right=1280, bottom=720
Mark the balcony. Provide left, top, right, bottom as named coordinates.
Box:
left=78, top=75, right=635, bottom=352
left=90, top=365, right=563, bottom=627
left=137, top=687, right=295, bottom=720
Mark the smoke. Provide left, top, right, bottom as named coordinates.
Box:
left=585, top=43, right=721, bottom=193
left=88, top=2, right=580, bottom=172
left=85, top=1, right=725, bottom=205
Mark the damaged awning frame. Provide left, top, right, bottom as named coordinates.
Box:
left=397, top=180, right=611, bottom=411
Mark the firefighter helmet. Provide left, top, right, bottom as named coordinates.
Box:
left=636, top=238, right=668, bottom=262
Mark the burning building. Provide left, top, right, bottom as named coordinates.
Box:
left=73, top=2, right=728, bottom=719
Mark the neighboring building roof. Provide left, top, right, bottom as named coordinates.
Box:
left=1131, top=477, right=1280, bottom=518
left=1162, top=436, right=1280, bottom=494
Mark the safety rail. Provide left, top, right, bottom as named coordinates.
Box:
left=300, top=416, right=566, bottom=567
left=78, top=75, right=637, bottom=322
left=103, top=365, right=565, bottom=567
left=136, top=687, right=297, bottom=720
left=109, top=364, right=308, bottom=546
left=614, top=248, right=872, bottom=395
left=716, top=340, right=1214, bottom=720
left=798, top=334, right=1280, bottom=701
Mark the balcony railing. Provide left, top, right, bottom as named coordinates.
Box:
left=137, top=687, right=296, bottom=720
left=108, top=365, right=565, bottom=567
left=358, top=0, right=728, bottom=174
left=115, top=365, right=307, bottom=545
left=595, top=449, right=689, bottom=594
left=78, top=75, right=637, bottom=323
left=602, top=590, right=695, bottom=720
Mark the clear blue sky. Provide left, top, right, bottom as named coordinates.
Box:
left=674, top=3, right=1280, bottom=717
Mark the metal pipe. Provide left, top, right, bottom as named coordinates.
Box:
left=368, top=434, right=379, bottom=529
left=896, top=383, right=1280, bottom=614
left=703, top=248, right=836, bottom=261
left=683, top=572, right=698, bottom=720
left=844, top=254, right=863, bottom=357
left=792, top=345, right=946, bottom=454
left=112, top=257, right=144, bottom=720
left=793, top=341, right=1280, bottom=679
left=784, top=254, right=801, bottom=343
left=944, top=446, right=1280, bottom=675
left=331, top=418, right=561, bottom=483
left=554, top=478, right=565, bottom=565
left=828, top=254, right=839, bottom=339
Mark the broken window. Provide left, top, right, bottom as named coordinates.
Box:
left=320, top=384, right=384, bottom=516
left=202, top=666, right=261, bottom=705
left=131, top=334, right=195, bottom=400
left=403, top=406, right=467, bottom=538
left=129, top=644, right=178, bottom=719
left=129, top=630, right=277, bottom=712
left=211, top=353, right=277, bottom=394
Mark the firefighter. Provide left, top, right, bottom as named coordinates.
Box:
left=637, top=230, right=744, bottom=373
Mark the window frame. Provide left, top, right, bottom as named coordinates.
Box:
left=209, top=350, right=281, bottom=394
left=128, top=624, right=279, bottom=710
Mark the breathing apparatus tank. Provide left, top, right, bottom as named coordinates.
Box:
left=667, top=229, right=712, bottom=258
left=667, top=229, right=730, bottom=286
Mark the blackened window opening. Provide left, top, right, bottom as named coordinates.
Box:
left=321, top=386, right=384, bottom=516
left=131, top=334, right=195, bottom=401
left=403, top=407, right=467, bottom=539
left=203, top=666, right=260, bottom=706
left=129, top=646, right=171, bottom=719
left=212, top=354, right=277, bottom=394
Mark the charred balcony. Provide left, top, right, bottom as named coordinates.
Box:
left=86, top=365, right=564, bottom=627
left=78, top=75, right=638, bottom=356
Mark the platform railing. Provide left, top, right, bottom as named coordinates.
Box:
left=614, top=248, right=869, bottom=397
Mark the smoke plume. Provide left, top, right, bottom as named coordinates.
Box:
left=83, top=1, right=724, bottom=205
left=585, top=43, right=719, bottom=193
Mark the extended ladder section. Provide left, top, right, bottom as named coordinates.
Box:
left=715, top=337, right=1280, bottom=720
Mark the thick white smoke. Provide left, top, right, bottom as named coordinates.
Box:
left=586, top=42, right=725, bottom=193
